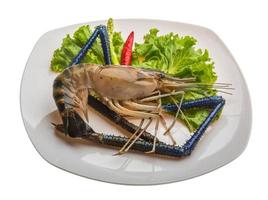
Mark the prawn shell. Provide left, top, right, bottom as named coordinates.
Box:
left=92, top=66, right=158, bottom=100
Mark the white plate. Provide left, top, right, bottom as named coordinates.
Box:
left=20, top=19, right=252, bottom=185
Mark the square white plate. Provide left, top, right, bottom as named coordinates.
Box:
left=20, top=19, right=251, bottom=185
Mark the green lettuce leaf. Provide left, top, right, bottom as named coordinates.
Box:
left=50, top=23, right=123, bottom=72
left=132, top=28, right=218, bottom=130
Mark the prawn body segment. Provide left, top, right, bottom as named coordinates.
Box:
left=92, top=66, right=159, bottom=100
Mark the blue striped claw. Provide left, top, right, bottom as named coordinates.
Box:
left=97, top=25, right=111, bottom=65
left=162, top=96, right=225, bottom=155
left=182, top=98, right=225, bottom=154
left=57, top=95, right=225, bottom=157
left=70, top=25, right=111, bottom=66
left=84, top=95, right=225, bottom=157
left=163, top=96, right=224, bottom=111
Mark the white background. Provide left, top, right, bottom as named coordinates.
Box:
left=0, top=0, right=267, bottom=199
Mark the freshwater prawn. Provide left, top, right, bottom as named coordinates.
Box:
left=52, top=25, right=230, bottom=157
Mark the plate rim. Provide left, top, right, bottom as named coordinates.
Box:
left=20, top=18, right=252, bottom=185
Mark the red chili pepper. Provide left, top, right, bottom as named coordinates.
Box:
left=121, top=31, right=134, bottom=65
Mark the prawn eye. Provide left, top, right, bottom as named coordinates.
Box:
left=159, top=73, right=165, bottom=78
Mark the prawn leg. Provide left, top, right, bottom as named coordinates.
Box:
left=87, top=95, right=162, bottom=143
left=114, top=119, right=145, bottom=155
left=55, top=96, right=225, bottom=157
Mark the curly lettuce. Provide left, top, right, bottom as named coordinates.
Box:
left=132, top=28, right=218, bottom=130
left=50, top=21, right=124, bottom=72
